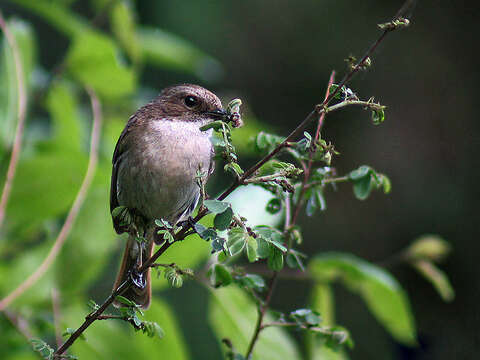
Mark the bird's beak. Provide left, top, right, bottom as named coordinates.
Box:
left=204, top=108, right=228, bottom=120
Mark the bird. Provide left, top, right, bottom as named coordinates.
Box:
left=110, top=84, right=226, bottom=308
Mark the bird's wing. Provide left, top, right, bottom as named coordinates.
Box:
left=110, top=118, right=134, bottom=234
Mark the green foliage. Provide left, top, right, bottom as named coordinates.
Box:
left=66, top=30, right=136, bottom=98
left=309, top=253, right=417, bottom=345
left=0, top=18, right=36, bottom=149
left=209, top=287, right=301, bottom=360
left=348, top=165, right=391, bottom=200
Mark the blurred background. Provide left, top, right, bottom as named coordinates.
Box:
left=0, top=0, right=478, bottom=359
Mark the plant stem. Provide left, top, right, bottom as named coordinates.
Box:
left=0, top=88, right=102, bottom=312
left=244, top=272, right=279, bottom=359
left=0, top=10, right=27, bottom=229
left=291, top=71, right=335, bottom=225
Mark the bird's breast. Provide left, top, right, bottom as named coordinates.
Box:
left=117, top=120, right=213, bottom=222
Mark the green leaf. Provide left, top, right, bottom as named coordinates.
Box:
left=372, top=107, right=385, bottom=125
left=141, top=321, right=165, bottom=339
left=7, top=152, right=87, bottom=227
left=255, top=226, right=287, bottom=252
left=235, top=274, right=265, bottom=291
left=352, top=175, right=373, bottom=200
left=348, top=165, right=371, bottom=180
left=268, top=247, right=284, bottom=271
left=227, top=227, right=247, bottom=256
left=115, top=295, right=137, bottom=307
left=256, top=237, right=271, bottom=259
left=406, top=234, right=451, bottom=262
left=380, top=174, right=392, bottom=193
left=246, top=236, right=258, bottom=262
left=309, top=253, right=416, bottom=345
left=210, top=263, right=233, bottom=287
left=254, top=131, right=286, bottom=154
left=214, top=207, right=234, bottom=230
left=57, top=183, right=117, bottom=295
left=164, top=267, right=183, bottom=288
left=411, top=259, right=455, bottom=302
left=66, top=30, right=136, bottom=98
left=290, top=308, right=321, bottom=326
left=110, top=1, right=141, bottom=64
left=11, top=0, right=88, bottom=37
left=208, top=287, right=301, bottom=360
left=68, top=298, right=189, bottom=360
left=266, top=198, right=282, bottom=214
left=30, top=339, right=54, bottom=359
left=46, top=81, right=83, bottom=152
left=138, top=26, right=223, bottom=81
left=204, top=199, right=230, bottom=214
left=0, top=18, right=36, bottom=149
left=286, top=250, right=306, bottom=271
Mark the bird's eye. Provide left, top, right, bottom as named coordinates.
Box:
left=184, top=95, right=199, bottom=108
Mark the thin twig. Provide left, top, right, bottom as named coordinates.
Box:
left=0, top=88, right=102, bottom=311
left=3, top=309, right=33, bottom=339
left=291, top=71, right=335, bottom=225
left=244, top=72, right=335, bottom=359
left=245, top=272, right=279, bottom=359
left=0, top=10, right=28, bottom=229
left=53, top=240, right=172, bottom=357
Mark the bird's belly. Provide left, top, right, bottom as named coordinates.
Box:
left=116, top=121, right=212, bottom=223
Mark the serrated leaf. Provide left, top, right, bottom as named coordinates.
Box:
left=309, top=253, right=416, bottom=345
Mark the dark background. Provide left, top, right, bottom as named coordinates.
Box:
left=3, top=0, right=479, bottom=359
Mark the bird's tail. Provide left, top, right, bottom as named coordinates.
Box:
left=112, top=235, right=154, bottom=309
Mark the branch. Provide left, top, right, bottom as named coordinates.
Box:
left=241, top=2, right=413, bottom=355
left=0, top=88, right=102, bottom=311
left=244, top=72, right=334, bottom=359
left=0, top=10, right=28, bottom=229
left=3, top=309, right=34, bottom=340
left=53, top=240, right=172, bottom=357
left=291, top=71, right=335, bottom=225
